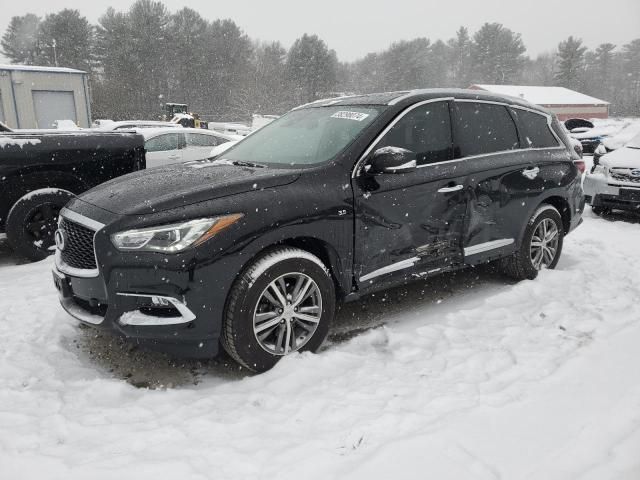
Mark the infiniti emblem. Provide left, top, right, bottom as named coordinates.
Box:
left=631, top=169, right=640, bottom=177
left=55, top=229, right=66, bottom=251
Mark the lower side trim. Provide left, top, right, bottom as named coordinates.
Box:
left=360, top=256, right=420, bottom=282
left=464, top=238, right=514, bottom=257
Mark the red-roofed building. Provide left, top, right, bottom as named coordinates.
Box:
left=469, top=84, right=610, bottom=121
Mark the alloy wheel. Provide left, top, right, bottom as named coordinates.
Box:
left=530, top=218, right=560, bottom=270
left=253, top=272, right=323, bottom=355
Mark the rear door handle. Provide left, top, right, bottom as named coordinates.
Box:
left=437, top=184, right=464, bottom=193
left=522, top=167, right=540, bottom=180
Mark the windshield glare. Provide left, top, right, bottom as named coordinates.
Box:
left=222, top=106, right=382, bottom=167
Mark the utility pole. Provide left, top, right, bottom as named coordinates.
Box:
left=52, top=39, right=58, bottom=67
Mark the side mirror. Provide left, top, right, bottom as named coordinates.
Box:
left=593, top=144, right=607, bottom=165
left=367, top=147, right=417, bottom=174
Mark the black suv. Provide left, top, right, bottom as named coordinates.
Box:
left=53, top=89, right=584, bottom=372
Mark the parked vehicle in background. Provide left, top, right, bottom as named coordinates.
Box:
left=251, top=114, right=279, bottom=131
left=593, top=122, right=640, bottom=165
left=53, top=89, right=584, bottom=372
left=142, top=127, right=240, bottom=168
left=209, top=122, right=252, bottom=136
left=0, top=127, right=145, bottom=260
left=94, top=120, right=182, bottom=131
left=564, top=119, right=605, bottom=154
left=209, top=140, right=239, bottom=158
left=584, top=132, right=640, bottom=215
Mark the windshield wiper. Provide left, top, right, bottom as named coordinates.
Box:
left=230, top=160, right=267, bottom=168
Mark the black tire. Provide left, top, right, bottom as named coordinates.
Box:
left=501, top=205, right=564, bottom=281
left=222, top=247, right=335, bottom=372
left=6, top=188, right=73, bottom=261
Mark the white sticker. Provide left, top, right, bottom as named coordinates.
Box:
left=331, top=111, right=370, bottom=121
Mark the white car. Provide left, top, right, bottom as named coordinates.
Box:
left=95, top=120, right=183, bottom=131
left=209, top=140, right=238, bottom=158
left=583, top=132, right=640, bottom=215
left=141, top=128, right=241, bottom=168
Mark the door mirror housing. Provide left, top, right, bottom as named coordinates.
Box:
left=593, top=143, right=607, bottom=165
left=367, top=147, right=417, bottom=174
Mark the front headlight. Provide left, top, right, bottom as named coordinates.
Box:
left=111, top=214, right=244, bottom=253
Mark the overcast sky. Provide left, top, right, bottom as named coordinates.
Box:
left=1, top=0, right=639, bottom=62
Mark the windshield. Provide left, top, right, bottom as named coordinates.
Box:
left=221, top=106, right=383, bottom=167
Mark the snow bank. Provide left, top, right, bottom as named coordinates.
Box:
left=0, top=214, right=639, bottom=479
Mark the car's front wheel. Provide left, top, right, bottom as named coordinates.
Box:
left=222, top=247, right=335, bottom=372
left=502, top=204, right=564, bottom=280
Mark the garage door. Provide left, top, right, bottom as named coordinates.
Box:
left=32, top=90, right=77, bottom=129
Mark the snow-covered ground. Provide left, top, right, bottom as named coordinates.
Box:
left=1, top=210, right=640, bottom=479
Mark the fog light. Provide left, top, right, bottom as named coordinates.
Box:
left=151, top=296, right=170, bottom=306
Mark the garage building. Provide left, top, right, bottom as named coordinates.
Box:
left=0, top=64, right=91, bottom=129
left=469, top=84, right=610, bottom=121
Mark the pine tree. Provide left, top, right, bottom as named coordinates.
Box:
left=1, top=14, right=41, bottom=65
left=621, top=39, right=640, bottom=115
left=471, top=23, right=526, bottom=84
left=166, top=8, right=209, bottom=110
left=555, top=36, right=587, bottom=89
left=36, top=9, right=94, bottom=71
left=286, top=34, right=338, bottom=104
left=448, top=27, right=472, bottom=87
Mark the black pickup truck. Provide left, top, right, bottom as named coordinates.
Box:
left=0, top=123, right=145, bottom=260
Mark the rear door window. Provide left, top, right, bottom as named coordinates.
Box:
left=511, top=109, right=560, bottom=149
left=145, top=133, right=180, bottom=152
left=453, top=102, right=519, bottom=158
left=376, top=101, right=453, bottom=165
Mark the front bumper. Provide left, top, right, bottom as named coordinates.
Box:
left=583, top=173, right=640, bottom=211
left=53, top=261, right=220, bottom=358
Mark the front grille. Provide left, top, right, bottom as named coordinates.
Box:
left=59, top=217, right=97, bottom=270
left=610, top=169, right=640, bottom=184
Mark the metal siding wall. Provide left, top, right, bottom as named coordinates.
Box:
left=1, top=69, right=91, bottom=128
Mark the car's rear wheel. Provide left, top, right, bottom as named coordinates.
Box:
left=5, top=189, right=74, bottom=261
left=502, top=205, right=564, bottom=280
left=222, top=247, right=335, bottom=372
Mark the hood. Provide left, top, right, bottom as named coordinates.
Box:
left=600, top=147, right=640, bottom=169
left=77, top=161, right=300, bottom=215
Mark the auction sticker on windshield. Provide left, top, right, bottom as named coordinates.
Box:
left=331, top=111, right=370, bottom=121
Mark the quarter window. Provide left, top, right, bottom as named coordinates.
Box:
left=145, top=133, right=180, bottom=152
left=511, top=109, right=560, bottom=148
left=185, top=133, right=222, bottom=147
left=453, top=102, right=519, bottom=157
left=376, top=101, right=453, bottom=165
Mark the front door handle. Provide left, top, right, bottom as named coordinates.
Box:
left=438, top=184, right=464, bottom=193
left=522, top=166, right=540, bottom=180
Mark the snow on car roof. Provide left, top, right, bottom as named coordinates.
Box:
left=136, top=127, right=238, bottom=140
left=472, top=84, right=610, bottom=106
left=0, top=64, right=86, bottom=74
